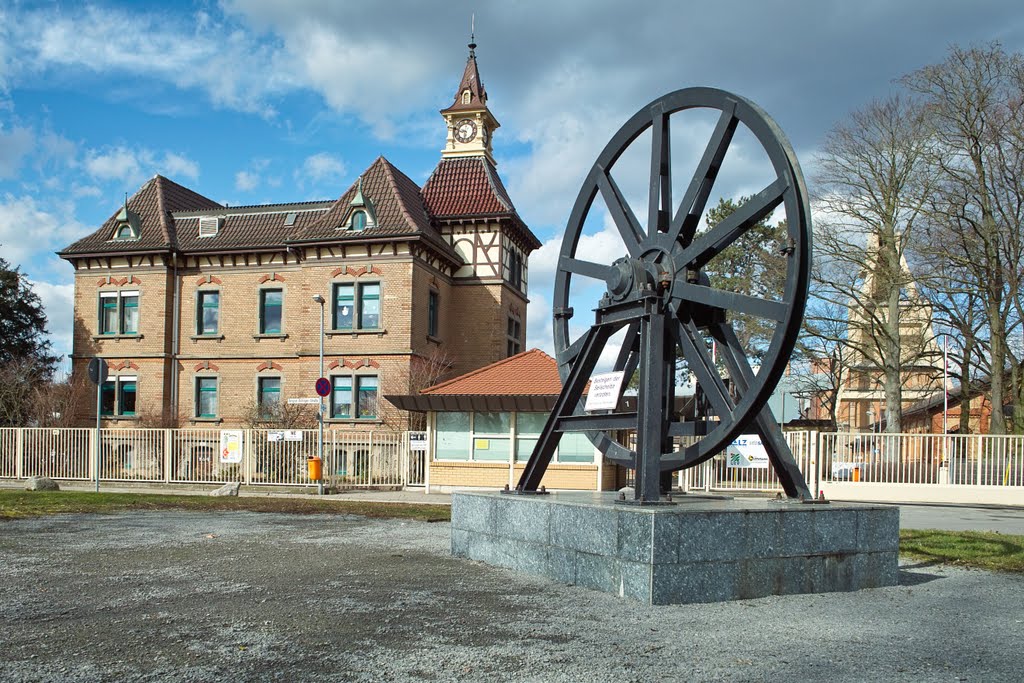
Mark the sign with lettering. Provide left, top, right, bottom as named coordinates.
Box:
left=584, top=371, right=626, bottom=412
left=726, top=435, right=770, bottom=469
left=219, top=430, right=243, bottom=464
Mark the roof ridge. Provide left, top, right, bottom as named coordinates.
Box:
left=420, top=349, right=553, bottom=394
left=153, top=176, right=174, bottom=248
left=479, top=158, right=512, bottom=212
left=378, top=156, right=423, bottom=233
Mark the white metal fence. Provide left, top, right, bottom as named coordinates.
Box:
left=0, top=428, right=428, bottom=489
left=674, top=430, right=1024, bottom=494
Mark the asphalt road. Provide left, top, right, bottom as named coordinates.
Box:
left=1, top=511, right=1022, bottom=683
left=893, top=503, right=1024, bottom=535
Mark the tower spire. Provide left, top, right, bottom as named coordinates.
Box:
left=469, top=13, right=476, bottom=54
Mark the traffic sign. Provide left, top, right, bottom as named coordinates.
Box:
left=87, top=358, right=109, bottom=385
left=315, top=377, right=331, bottom=397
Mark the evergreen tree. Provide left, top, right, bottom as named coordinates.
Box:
left=0, top=256, right=59, bottom=377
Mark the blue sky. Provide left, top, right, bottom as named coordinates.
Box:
left=1, top=0, right=1023, bottom=366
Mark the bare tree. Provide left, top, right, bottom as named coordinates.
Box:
left=794, top=301, right=860, bottom=431
left=813, top=95, right=938, bottom=432
left=403, top=347, right=457, bottom=430
left=904, top=43, right=1024, bottom=433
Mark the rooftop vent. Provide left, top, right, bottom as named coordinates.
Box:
left=198, top=216, right=222, bottom=238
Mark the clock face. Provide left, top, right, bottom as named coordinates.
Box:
left=455, top=118, right=478, bottom=143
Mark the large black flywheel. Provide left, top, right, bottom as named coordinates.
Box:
left=522, top=87, right=812, bottom=500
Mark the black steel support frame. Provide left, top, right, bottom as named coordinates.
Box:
left=515, top=87, right=815, bottom=502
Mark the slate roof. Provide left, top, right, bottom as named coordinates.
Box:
left=421, top=349, right=567, bottom=396
left=59, top=175, right=222, bottom=255
left=440, top=42, right=488, bottom=115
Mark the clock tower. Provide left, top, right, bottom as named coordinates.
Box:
left=441, top=38, right=499, bottom=163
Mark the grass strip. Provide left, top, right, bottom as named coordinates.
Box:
left=900, top=528, right=1024, bottom=574
left=0, top=490, right=450, bottom=523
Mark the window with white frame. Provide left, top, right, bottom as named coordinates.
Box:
left=99, top=291, right=139, bottom=335
left=100, top=376, right=137, bottom=416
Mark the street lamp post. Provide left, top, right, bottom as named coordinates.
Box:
left=312, top=294, right=326, bottom=496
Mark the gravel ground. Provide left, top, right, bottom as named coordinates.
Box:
left=1, top=512, right=1021, bottom=683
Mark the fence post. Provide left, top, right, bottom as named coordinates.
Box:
left=976, top=434, right=984, bottom=485
left=163, top=429, right=172, bottom=484
left=245, top=430, right=253, bottom=486
left=15, top=428, right=24, bottom=480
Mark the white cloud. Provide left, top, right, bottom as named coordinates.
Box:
left=0, top=194, right=87, bottom=265
left=0, top=124, right=34, bottom=179
left=28, top=279, right=75, bottom=362
left=83, top=146, right=200, bottom=186
left=297, top=152, right=346, bottom=186
left=162, top=152, right=200, bottom=181
left=235, top=170, right=259, bottom=192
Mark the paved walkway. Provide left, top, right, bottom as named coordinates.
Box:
left=6, top=481, right=1024, bottom=534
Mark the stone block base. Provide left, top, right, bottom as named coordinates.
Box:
left=451, top=491, right=899, bottom=605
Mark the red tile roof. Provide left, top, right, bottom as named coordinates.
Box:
left=421, top=349, right=571, bottom=396
left=60, top=175, right=222, bottom=255
left=422, top=156, right=515, bottom=217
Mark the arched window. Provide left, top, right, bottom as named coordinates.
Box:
left=351, top=210, right=367, bottom=231
left=462, top=90, right=471, bottom=105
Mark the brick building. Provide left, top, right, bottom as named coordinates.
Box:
left=58, top=41, right=539, bottom=430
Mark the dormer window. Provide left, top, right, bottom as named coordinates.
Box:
left=351, top=210, right=367, bottom=231
left=342, top=176, right=377, bottom=231
left=462, top=89, right=471, bottom=105
left=111, top=202, right=141, bottom=241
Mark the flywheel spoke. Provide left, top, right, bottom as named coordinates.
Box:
left=711, top=322, right=758, bottom=391
left=559, top=256, right=611, bottom=281
left=673, top=315, right=734, bottom=418
left=649, top=109, right=672, bottom=234
left=677, top=175, right=789, bottom=270
left=595, top=165, right=645, bottom=256
left=668, top=101, right=738, bottom=247
left=672, top=281, right=788, bottom=322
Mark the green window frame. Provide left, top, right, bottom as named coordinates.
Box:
left=259, top=289, right=283, bottom=334
left=118, top=379, right=137, bottom=416
left=330, top=375, right=378, bottom=419
left=196, top=377, right=218, bottom=418
left=100, top=380, right=116, bottom=415
left=332, top=282, right=381, bottom=331
left=99, top=293, right=118, bottom=335
left=120, top=294, right=139, bottom=334
left=99, top=291, right=139, bottom=335
left=258, top=377, right=281, bottom=416
left=330, top=376, right=352, bottom=418
left=100, top=377, right=137, bottom=417
left=351, top=210, right=367, bottom=231
left=197, top=291, right=220, bottom=335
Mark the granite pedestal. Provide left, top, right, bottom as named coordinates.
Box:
left=451, top=491, right=899, bottom=605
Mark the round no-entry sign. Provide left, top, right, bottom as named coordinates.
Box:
left=315, top=377, right=331, bottom=397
